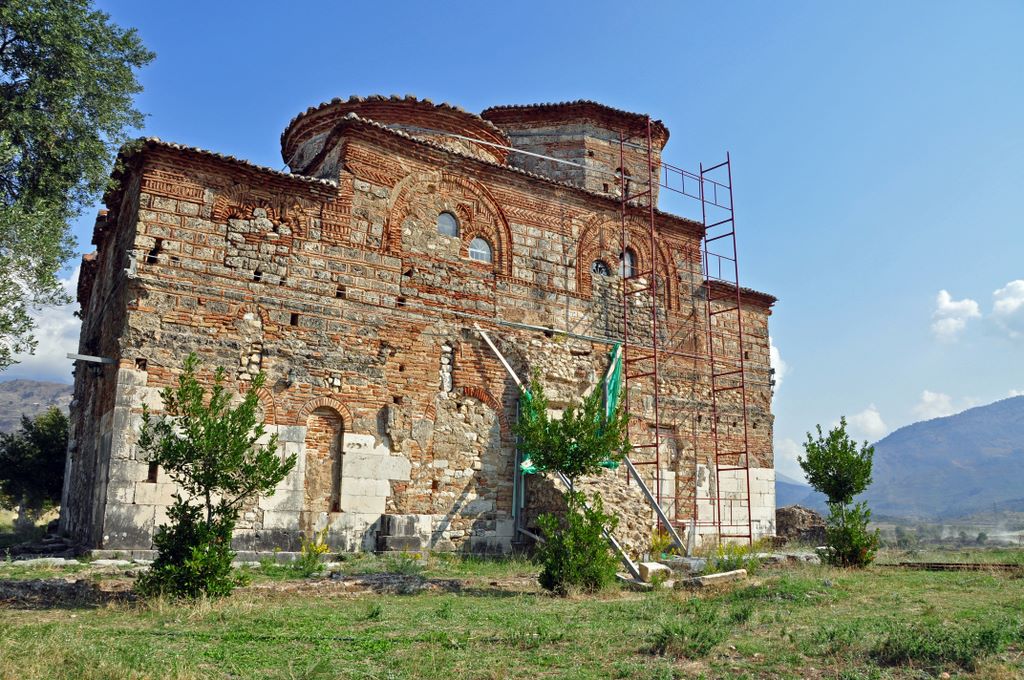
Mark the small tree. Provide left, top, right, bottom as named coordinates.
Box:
left=136, top=353, right=296, bottom=598
left=0, top=406, right=67, bottom=532
left=799, top=417, right=879, bottom=567
left=516, top=373, right=631, bottom=594
left=517, top=373, right=630, bottom=486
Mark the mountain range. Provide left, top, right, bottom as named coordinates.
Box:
left=0, top=379, right=73, bottom=433
left=777, top=396, right=1024, bottom=520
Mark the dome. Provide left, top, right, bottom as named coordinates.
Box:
left=281, top=95, right=511, bottom=174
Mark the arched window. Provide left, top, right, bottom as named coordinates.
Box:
left=437, top=211, right=459, bottom=237
left=616, top=167, right=632, bottom=198
left=619, top=249, right=636, bottom=278
left=469, top=237, right=492, bottom=263
left=591, top=260, right=611, bottom=276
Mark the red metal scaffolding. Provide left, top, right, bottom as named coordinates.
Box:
left=617, top=119, right=754, bottom=545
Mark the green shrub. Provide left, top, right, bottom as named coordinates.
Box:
left=649, top=528, right=680, bottom=558
left=703, top=541, right=761, bottom=575
left=870, top=619, right=1016, bottom=670
left=536, top=491, right=619, bottom=595
left=384, top=553, right=425, bottom=576
left=136, top=501, right=239, bottom=598
left=822, top=502, right=879, bottom=568
left=649, top=599, right=729, bottom=659
left=293, top=527, right=330, bottom=577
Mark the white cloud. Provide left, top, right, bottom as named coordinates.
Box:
left=774, top=437, right=806, bottom=481
left=847, top=404, right=889, bottom=441
left=4, top=267, right=81, bottom=383
left=910, top=390, right=982, bottom=421
left=931, top=289, right=980, bottom=341
left=912, top=390, right=956, bottom=420
left=768, top=336, right=787, bottom=391
left=992, top=280, right=1024, bottom=339
left=1009, top=389, right=1024, bottom=398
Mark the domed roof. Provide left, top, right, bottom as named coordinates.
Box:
left=281, top=95, right=511, bottom=169
left=482, top=100, right=670, bottom=147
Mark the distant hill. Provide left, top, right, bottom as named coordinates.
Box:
left=864, top=396, right=1024, bottom=519
left=782, top=396, right=1024, bottom=520
left=775, top=472, right=813, bottom=508
left=0, top=379, right=73, bottom=433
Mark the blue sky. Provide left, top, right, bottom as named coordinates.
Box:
left=6, top=1, right=1023, bottom=480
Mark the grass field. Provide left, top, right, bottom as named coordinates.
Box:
left=0, top=553, right=1022, bottom=679
left=875, top=546, right=1024, bottom=566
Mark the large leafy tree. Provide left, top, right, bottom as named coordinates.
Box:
left=0, top=406, right=68, bottom=531
left=136, top=354, right=296, bottom=598
left=0, top=0, right=154, bottom=368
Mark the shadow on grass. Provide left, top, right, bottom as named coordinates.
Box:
left=0, top=577, right=136, bottom=610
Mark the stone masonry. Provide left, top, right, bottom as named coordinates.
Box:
left=60, top=96, right=778, bottom=558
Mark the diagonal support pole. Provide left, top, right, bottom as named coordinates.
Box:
left=473, top=323, right=672, bottom=574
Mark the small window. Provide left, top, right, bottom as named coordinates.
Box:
left=619, top=249, right=636, bottom=278
left=591, top=260, right=610, bottom=276
left=469, top=237, right=492, bottom=263
left=437, top=212, right=459, bottom=237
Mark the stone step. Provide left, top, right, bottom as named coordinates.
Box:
left=376, top=536, right=423, bottom=552
left=679, top=568, right=747, bottom=588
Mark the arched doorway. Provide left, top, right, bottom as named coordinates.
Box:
left=303, top=407, right=344, bottom=515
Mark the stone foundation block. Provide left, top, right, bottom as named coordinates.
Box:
left=639, top=561, right=672, bottom=583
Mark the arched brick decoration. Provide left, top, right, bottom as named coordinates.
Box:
left=460, top=385, right=511, bottom=439
left=384, top=171, right=513, bottom=276
left=575, top=217, right=680, bottom=310
left=297, top=395, right=354, bottom=424
left=252, top=385, right=277, bottom=425
left=212, top=186, right=316, bottom=236
left=235, top=303, right=273, bottom=331
left=212, top=187, right=279, bottom=224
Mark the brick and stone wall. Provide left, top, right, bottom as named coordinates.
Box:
left=61, top=97, right=776, bottom=558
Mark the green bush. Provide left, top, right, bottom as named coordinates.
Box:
left=649, top=599, right=729, bottom=659
left=294, top=527, right=330, bottom=577
left=703, top=541, right=761, bottom=575
left=384, top=553, right=425, bottom=576
left=823, top=502, right=879, bottom=568
left=536, top=491, right=619, bottom=595
left=870, top=619, right=1019, bottom=670
left=136, top=501, right=240, bottom=598
left=650, top=528, right=681, bottom=558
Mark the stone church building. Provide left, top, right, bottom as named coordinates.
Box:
left=59, top=95, right=777, bottom=557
